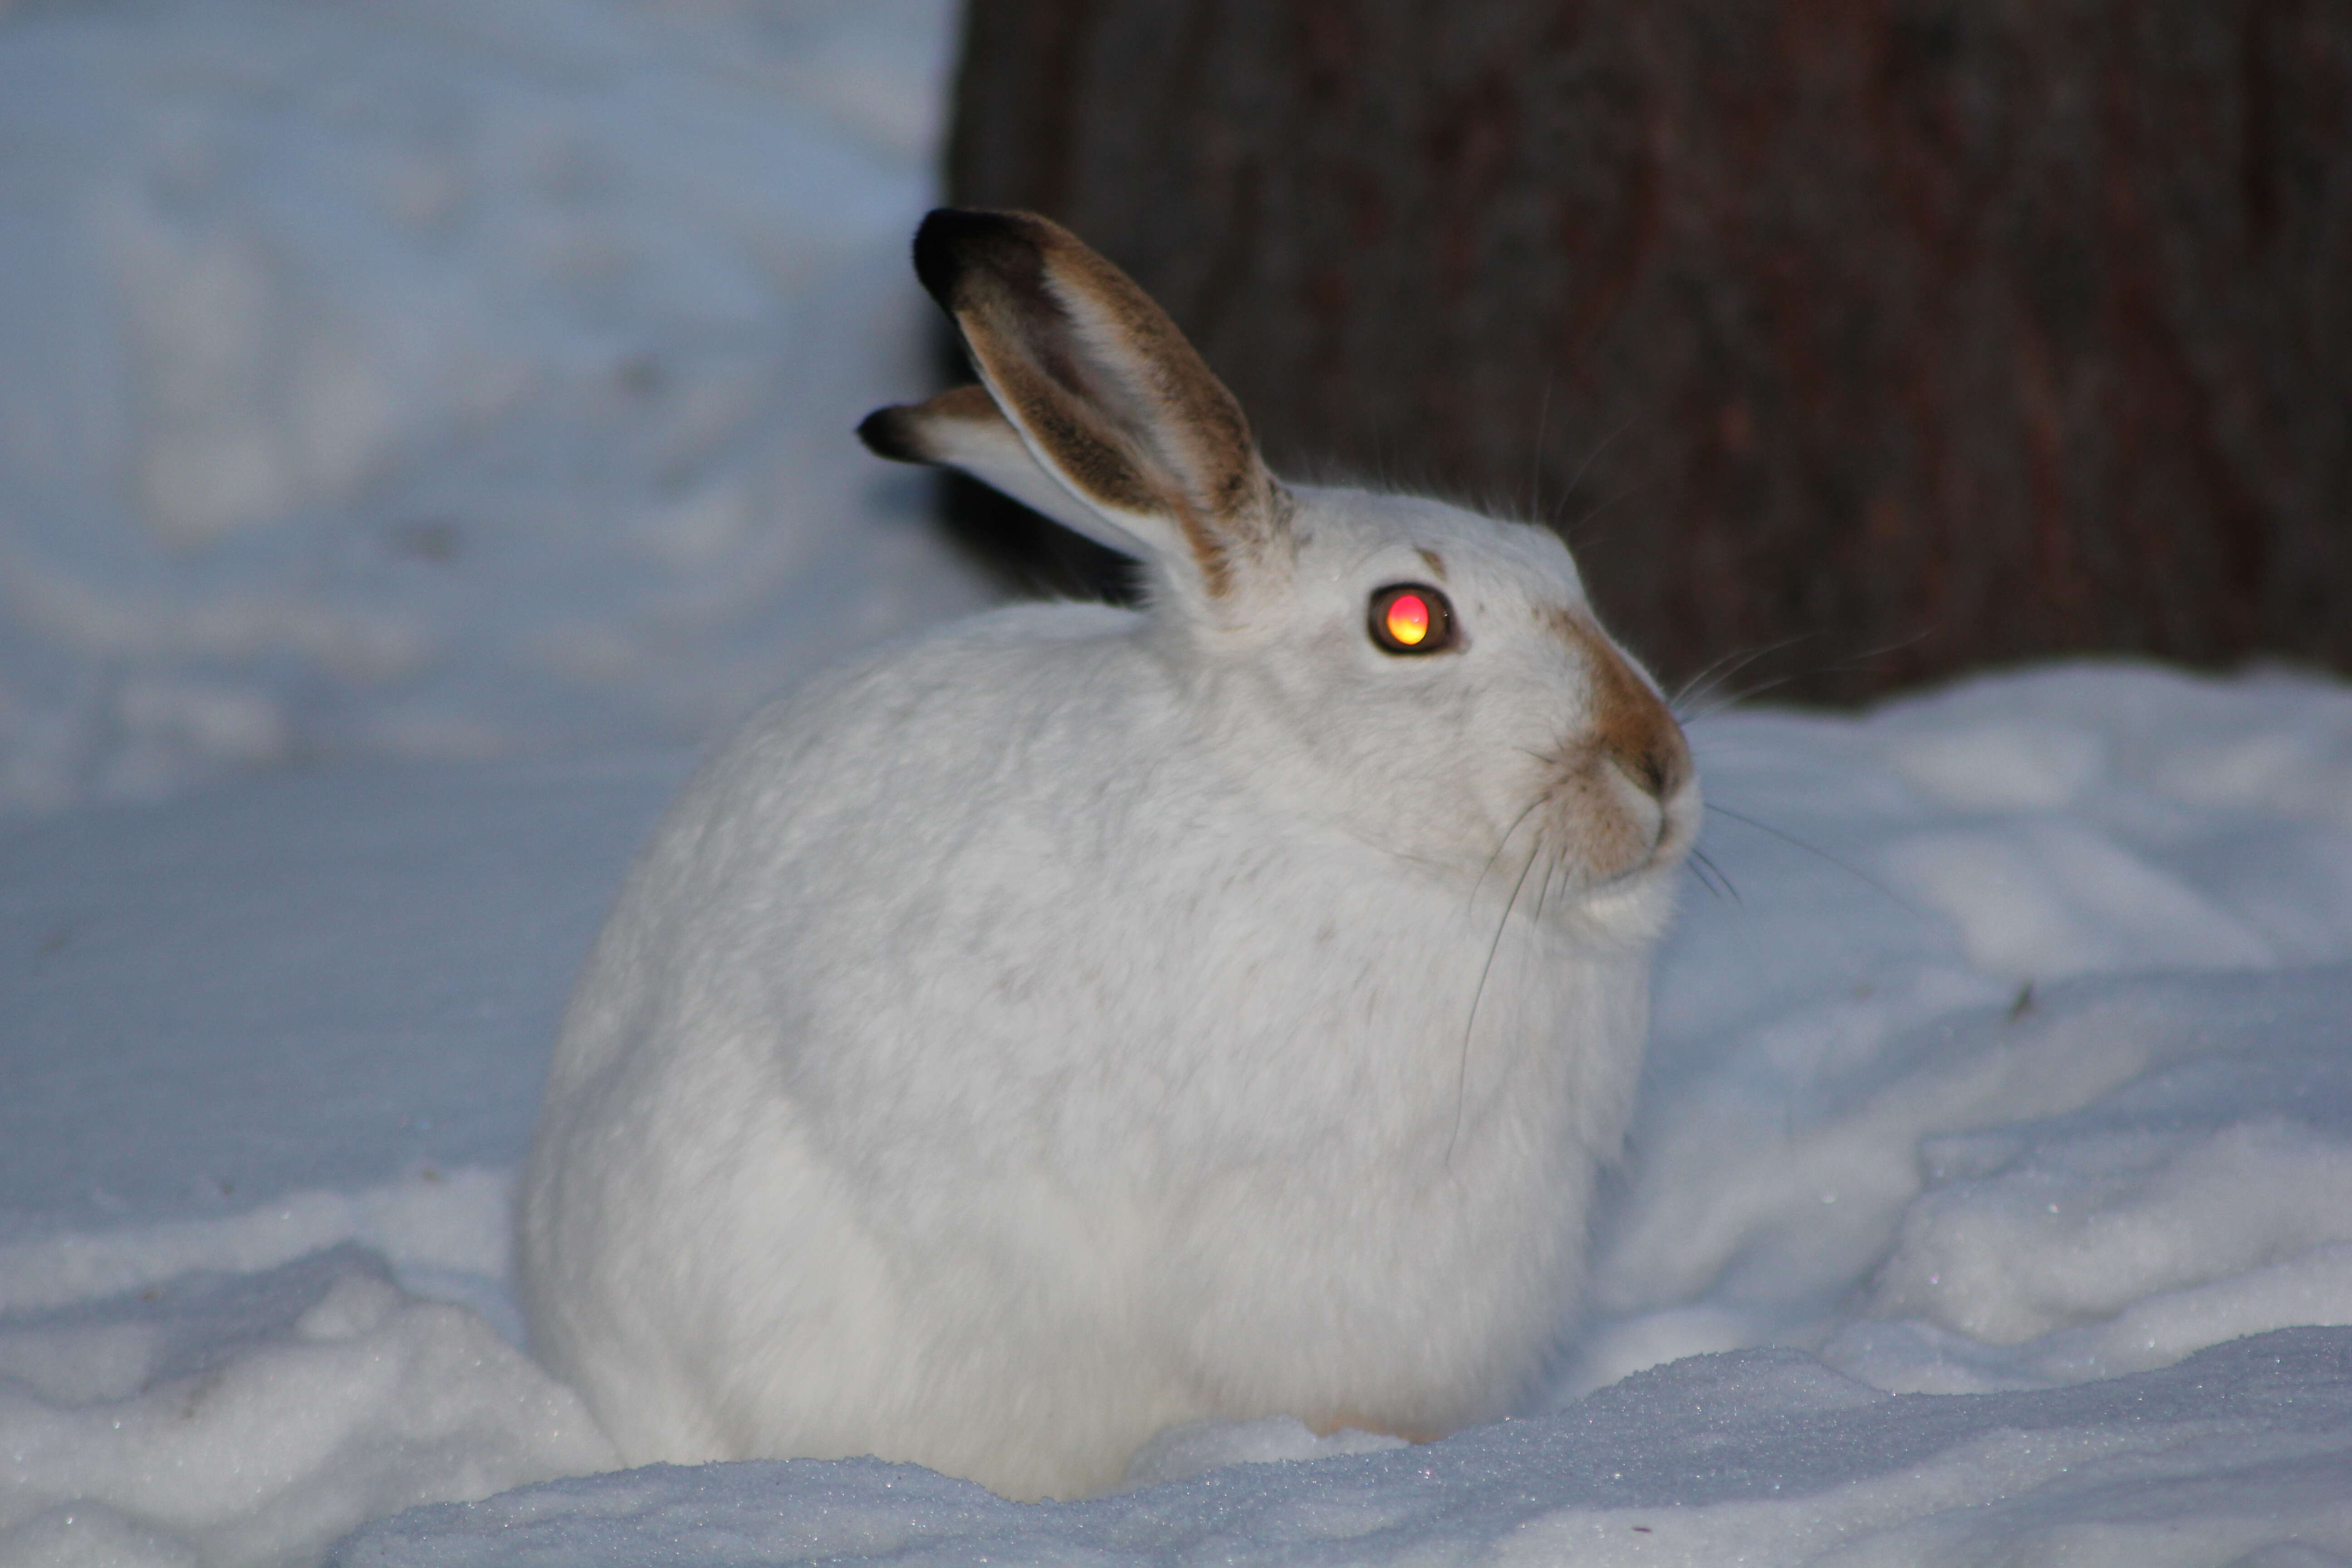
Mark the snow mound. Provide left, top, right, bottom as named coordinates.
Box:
left=336, top=1330, right=2352, bottom=1566
left=0, top=0, right=986, bottom=815
left=6, top=659, right=2352, bottom=1564
left=2, top=1246, right=614, bottom=1568
left=1119, top=1416, right=1409, bottom=1490
left=1579, top=663, right=2352, bottom=1397
left=0, top=1166, right=511, bottom=1324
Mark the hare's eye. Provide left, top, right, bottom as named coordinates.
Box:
left=1368, top=584, right=1456, bottom=654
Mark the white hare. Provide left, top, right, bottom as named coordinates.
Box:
left=518, top=209, right=1697, bottom=1501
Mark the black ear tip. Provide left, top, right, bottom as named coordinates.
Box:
left=913, top=208, right=985, bottom=302
left=912, top=208, right=1038, bottom=305
left=857, top=405, right=926, bottom=463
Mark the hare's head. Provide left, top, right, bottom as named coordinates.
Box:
left=862, top=209, right=1695, bottom=915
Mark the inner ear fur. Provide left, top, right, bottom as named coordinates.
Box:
left=911, top=208, right=1286, bottom=599
left=857, top=385, right=1156, bottom=561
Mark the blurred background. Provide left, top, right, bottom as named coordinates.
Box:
left=0, top=0, right=984, bottom=814
left=2, top=0, right=2346, bottom=814
left=949, top=1, right=2352, bottom=704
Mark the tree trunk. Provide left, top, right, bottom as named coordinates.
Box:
left=945, top=0, right=2352, bottom=703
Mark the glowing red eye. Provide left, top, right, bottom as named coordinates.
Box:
left=1386, top=594, right=1430, bottom=645
left=1368, top=583, right=1455, bottom=654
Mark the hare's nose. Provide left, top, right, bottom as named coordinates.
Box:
left=1585, top=648, right=1689, bottom=804
left=1552, top=605, right=1693, bottom=833
left=1612, top=711, right=1690, bottom=803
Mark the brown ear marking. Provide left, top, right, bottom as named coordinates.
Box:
left=1552, top=610, right=1690, bottom=801
left=910, top=207, right=1278, bottom=597
left=984, top=353, right=1166, bottom=517
left=856, top=384, right=1000, bottom=466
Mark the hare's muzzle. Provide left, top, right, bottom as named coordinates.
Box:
left=1552, top=610, right=1696, bottom=877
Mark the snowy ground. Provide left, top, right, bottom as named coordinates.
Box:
left=10, top=664, right=2352, bottom=1567
left=0, top=0, right=988, bottom=818
left=7, top=3, right=2352, bottom=1566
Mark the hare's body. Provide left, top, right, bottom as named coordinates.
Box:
left=521, top=211, right=1695, bottom=1500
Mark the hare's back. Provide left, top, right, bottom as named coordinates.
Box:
left=544, top=600, right=1168, bottom=1087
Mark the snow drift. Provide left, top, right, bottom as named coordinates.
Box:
left=9, top=662, right=2352, bottom=1565
left=0, top=0, right=985, bottom=815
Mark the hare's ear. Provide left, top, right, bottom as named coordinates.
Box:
left=858, top=385, right=1158, bottom=561
left=896, top=208, right=1288, bottom=601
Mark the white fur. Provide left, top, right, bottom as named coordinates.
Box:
left=519, top=213, right=1698, bottom=1501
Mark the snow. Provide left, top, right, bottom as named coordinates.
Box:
left=335, top=1333, right=2352, bottom=1567
left=1576, top=666, right=2352, bottom=1409
left=6, top=1, right=2352, bottom=1564
left=10, top=664, right=2351, bottom=1567
left=0, top=0, right=988, bottom=817
left=3, top=1248, right=614, bottom=1568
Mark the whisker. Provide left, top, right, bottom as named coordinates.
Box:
left=1672, top=632, right=1826, bottom=720
left=1677, top=627, right=1947, bottom=727
left=1533, top=828, right=1566, bottom=925
left=1470, top=794, right=1551, bottom=911
left=1530, top=372, right=1554, bottom=525
left=1703, top=802, right=1918, bottom=916
left=1673, top=639, right=1788, bottom=711
left=1681, top=852, right=1720, bottom=900
left=1687, top=846, right=1740, bottom=904
left=1553, top=412, right=1637, bottom=527
left=1558, top=476, right=1648, bottom=547
left=1680, top=667, right=1812, bottom=718
left=1450, top=831, right=1546, bottom=1171
left=1681, top=629, right=1940, bottom=720
left=1833, top=628, right=1936, bottom=672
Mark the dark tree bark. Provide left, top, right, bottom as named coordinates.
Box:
left=945, top=0, right=2352, bottom=703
